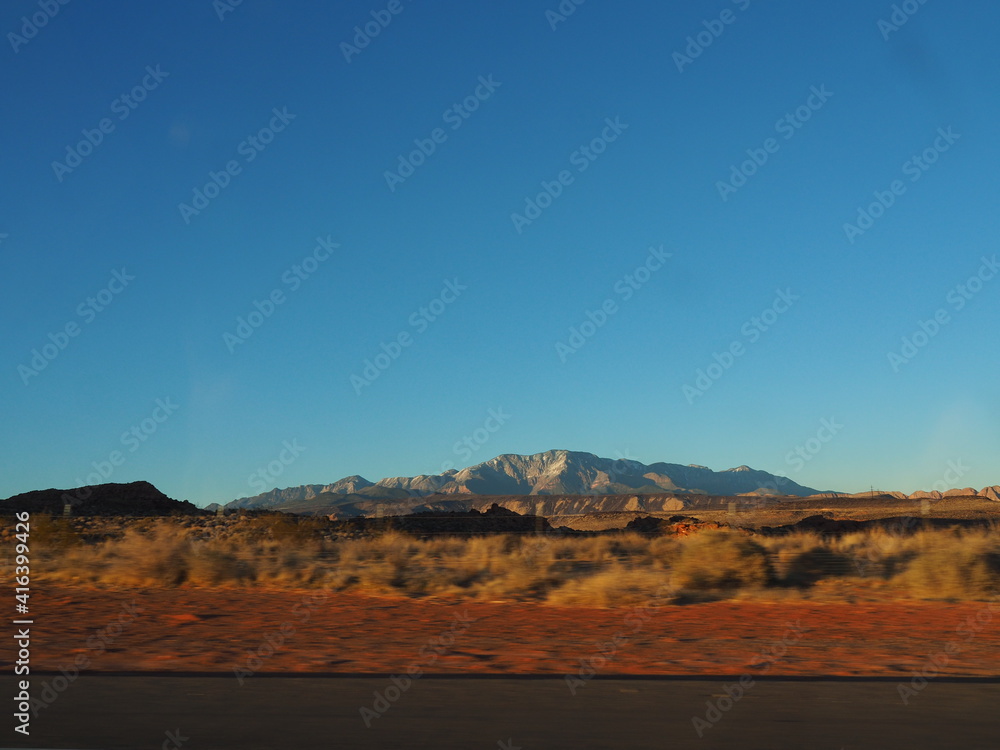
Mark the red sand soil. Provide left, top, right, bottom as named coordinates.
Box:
left=10, top=585, right=1000, bottom=677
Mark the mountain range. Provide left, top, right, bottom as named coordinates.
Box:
left=2, top=450, right=998, bottom=518
left=225, top=450, right=823, bottom=514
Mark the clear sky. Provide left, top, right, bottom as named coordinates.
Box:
left=2, top=0, right=998, bottom=506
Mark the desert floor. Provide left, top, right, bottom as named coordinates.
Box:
left=19, top=585, right=1000, bottom=678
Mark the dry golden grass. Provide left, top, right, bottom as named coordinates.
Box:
left=671, top=530, right=772, bottom=591
left=893, top=529, right=1000, bottom=599
left=22, top=518, right=1000, bottom=605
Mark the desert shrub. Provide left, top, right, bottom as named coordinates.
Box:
left=832, top=527, right=922, bottom=578
left=672, top=530, right=772, bottom=591
left=470, top=547, right=562, bottom=600
left=250, top=539, right=332, bottom=587
left=895, top=531, right=1000, bottom=599
left=778, top=546, right=852, bottom=586
left=646, top=535, right=682, bottom=569
left=41, top=522, right=255, bottom=587
left=605, top=533, right=655, bottom=562
left=760, top=533, right=852, bottom=586
left=546, top=565, right=672, bottom=608
left=97, top=522, right=192, bottom=586
left=187, top=548, right=254, bottom=586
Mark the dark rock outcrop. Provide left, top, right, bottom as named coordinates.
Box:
left=1, top=481, right=206, bottom=517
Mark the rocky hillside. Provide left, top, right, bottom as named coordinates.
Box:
left=1, top=481, right=205, bottom=516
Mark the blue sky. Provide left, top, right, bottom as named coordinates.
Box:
left=2, top=0, right=998, bottom=505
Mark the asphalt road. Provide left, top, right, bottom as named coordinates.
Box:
left=4, top=675, right=999, bottom=750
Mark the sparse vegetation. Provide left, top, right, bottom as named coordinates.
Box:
left=892, top=530, right=1000, bottom=599
left=671, top=530, right=772, bottom=591
left=8, top=516, right=1000, bottom=606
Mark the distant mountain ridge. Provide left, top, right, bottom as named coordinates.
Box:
left=226, top=450, right=823, bottom=510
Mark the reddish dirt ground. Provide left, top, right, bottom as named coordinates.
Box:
left=10, top=586, right=1000, bottom=677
